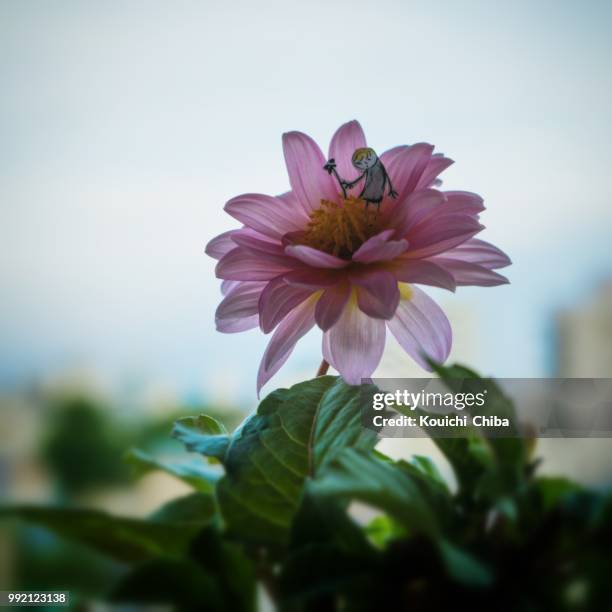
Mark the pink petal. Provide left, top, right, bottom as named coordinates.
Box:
left=231, top=232, right=297, bottom=266
left=325, top=300, right=386, bottom=385
left=277, top=190, right=302, bottom=209
left=216, top=314, right=259, bottom=333
left=379, top=145, right=409, bottom=166
left=225, top=193, right=307, bottom=240
left=349, top=268, right=400, bottom=320
left=328, top=120, right=367, bottom=183
left=416, top=154, right=454, bottom=190
left=283, top=268, right=341, bottom=290
left=443, top=191, right=485, bottom=217
left=436, top=238, right=511, bottom=269
left=405, top=215, right=484, bottom=259
left=257, top=297, right=316, bottom=395
left=221, top=279, right=240, bottom=296
left=352, top=231, right=409, bottom=264
left=430, top=259, right=509, bottom=286
left=283, top=131, right=339, bottom=214
left=387, top=286, right=452, bottom=369
left=380, top=143, right=434, bottom=198
left=216, top=281, right=267, bottom=320
left=234, top=227, right=279, bottom=243
left=285, top=244, right=350, bottom=269
left=322, top=329, right=335, bottom=370
left=314, top=281, right=351, bottom=331
left=388, top=189, right=446, bottom=238
left=258, top=275, right=315, bottom=333
left=391, top=258, right=456, bottom=291
left=231, top=232, right=284, bottom=254
left=216, top=248, right=295, bottom=281
left=206, top=230, right=238, bottom=260
left=280, top=230, right=307, bottom=247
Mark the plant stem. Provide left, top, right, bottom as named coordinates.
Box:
left=256, top=549, right=279, bottom=603
left=257, top=565, right=279, bottom=603
left=317, top=359, right=330, bottom=376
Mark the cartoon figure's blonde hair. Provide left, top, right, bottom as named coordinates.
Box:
left=352, top=147, right=376, bottom=162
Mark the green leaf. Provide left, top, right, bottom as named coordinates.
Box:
left=0, top=506, right=204, bottom=563
left=406, top=455, right=450, bottom=494
left=395, top=460, right=454, bottom=526
left=112, top=529, right=257, bottom=612
left=415, top=418, right=492, bottom=495
left=149, top=492, right=216, bottom=524
left=432, top=361, right=526, bottom=466
left=188, top=527, right=256, bottom=612
left=174, top=376, right=378, bottom=548
left=437, top=539, right=493, bottom=587
left=125, top=448, right=221, bottom=493
left=420, top=362, right=528, bottom=502
left=426, top=360, right=481, bottom=385
left=309, top=448, right=490, bottom=587
left=280, top=492, right=378, bottom=606
left=172, top=415, right=230, bottom=463
left=534, top=476, right=584, bottom=513
left=364, top=515, right=407, bottom=548
left=111, top=559, right=221, bottom=608
left=310, top=448, right=439, bottom=536
left=289, top=488, right=374, bottom=555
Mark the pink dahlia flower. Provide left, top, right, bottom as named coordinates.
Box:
left=206, top=121, right=510, bottom=393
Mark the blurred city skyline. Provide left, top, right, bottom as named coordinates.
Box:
left=1, top=0, right=612, bottom=405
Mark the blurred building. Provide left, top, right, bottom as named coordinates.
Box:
left=555, top=281, right=612, bottom=377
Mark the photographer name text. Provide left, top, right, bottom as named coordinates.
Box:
left=371, top=390, right=511, bottom=429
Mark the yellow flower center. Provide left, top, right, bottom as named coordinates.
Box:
left=300, top=196, right=382, bottom=258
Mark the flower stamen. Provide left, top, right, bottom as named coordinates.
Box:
left=300, top=196, right=381, bottom=258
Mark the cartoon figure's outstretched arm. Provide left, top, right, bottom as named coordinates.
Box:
left=342, top=172, right=366, bottom=190
left=324, top=159, right=367, bottom=197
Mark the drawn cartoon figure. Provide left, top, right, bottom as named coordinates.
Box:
left=324, top=148, right=398, bottom=209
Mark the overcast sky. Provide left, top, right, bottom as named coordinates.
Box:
left=1, top=0, right=611, bottom=404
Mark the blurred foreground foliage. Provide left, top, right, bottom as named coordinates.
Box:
left=2, top=365, right=612, bottom=611
left=40, top=396, right=133, bottom=496
left=39, top=393, right=242, bottom=498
